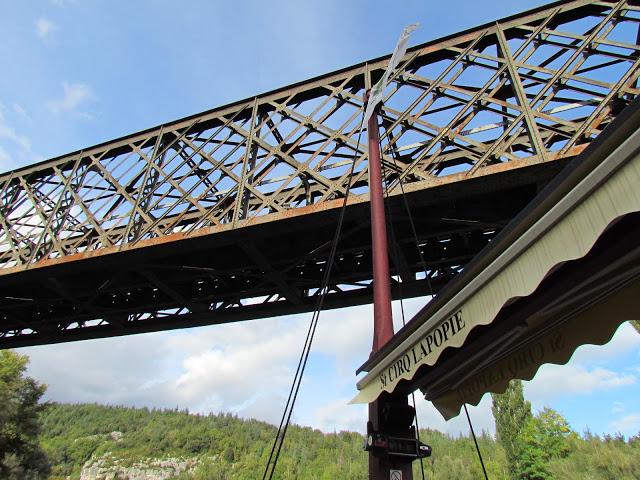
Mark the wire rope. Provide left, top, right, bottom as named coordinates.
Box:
left=262, top=115, right=366, bottom=480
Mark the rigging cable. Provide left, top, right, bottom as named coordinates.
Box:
left=464, top=403, right=490, bottom=480
left=381, top=118, right=434, bottom=297
left=262, top=116, right=366, bottom=480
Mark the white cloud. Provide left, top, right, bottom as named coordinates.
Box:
left=0, top=145, right=12, bottom=169
left=0, top=106, right=31, bottom=152
left=314, top=306, right=371, bottom=369
left=415, top=393, right=496, bottom=437
left=172, top=326, right=300, bottom=407
left=310, top=393, right=490, bottom=439
left=612, top=402, right=625, bottom=414
left=610, top=413, right=640, bottom=437
left=35, top=18, right=56, bottom=40
left=235, top=392, right=289, bottom=427
left=51, top=0, right=78, bottom=6
left=0, top=102, right=35, bottom=170
left=313, top=391, right=496, bottom=437
left=569, top=322, right=640, bottom=364
left=22, top=316, right=317, bottom=422
left=0, top=124, right=31, bottom=152
left=19, top=305, right=423, bottom=432
left=17, top=304, right=639, bottom=435
left=22, top=332, right=174, bottom=406
left=12, top=103, right=29, bottom=120
left=523, top=323, right=639, bottom=405
left=525, top=364, right=635, bottom=405
left=46, top=82, right=95, bottom=116
left=315, top=397, right=367, bottom=433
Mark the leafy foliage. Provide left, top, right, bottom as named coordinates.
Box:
left=416, top=428, right=508, bottom=479
left=492, top=379, right=532, bottom=475
left=516, top=408, right=572, bottom=480
left=40, top=403, right=367, bottom=480
left=547, top=432, right=640, bottom=479
left=490, top=379, right=640, bottom=480
left=38, top=401, right=640, bottom=480
left=0, top=350, right=50, bottom=479
left=492, top=382, right=578, bottom=480
left=40, top=403, right=508, bottom=480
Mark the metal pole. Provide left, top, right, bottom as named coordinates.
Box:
left=366, top=94, right=413, bottom=480
left=367, top=96, right=394, bottom=354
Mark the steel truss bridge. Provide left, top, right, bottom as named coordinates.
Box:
left=2, top=0, right=640, bottom=348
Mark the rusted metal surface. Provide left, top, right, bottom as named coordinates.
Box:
left=1, top=0, right=640, bottom=347
left=367, top=98, right=395, bottom=355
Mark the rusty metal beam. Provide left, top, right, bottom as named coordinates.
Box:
left=1, top=0, right=640, bottom=347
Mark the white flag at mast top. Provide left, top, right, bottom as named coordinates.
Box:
left=363, top=23, right=420, bottom=124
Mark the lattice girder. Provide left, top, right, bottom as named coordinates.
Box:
left=1, top=0, right=640, bottom=346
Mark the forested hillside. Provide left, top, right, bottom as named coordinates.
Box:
left=40, top=403, right=640, bottom=480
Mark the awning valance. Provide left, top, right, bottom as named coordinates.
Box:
left=430, top=271, right=640, bottom=418
left=352, top=101, right=640, bottom=419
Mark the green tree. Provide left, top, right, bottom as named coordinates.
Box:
left=517, top=408, right=572, bottom=480
left=529, top=408, right=571, bottom=458
left=491, top=379, right=532, bottom=478
left=0, top=350, right=50, bottom=479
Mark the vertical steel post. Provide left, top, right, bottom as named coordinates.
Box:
left=367, top=97, right=394, bottom=354
left=366, top=94, right=414, bottom=480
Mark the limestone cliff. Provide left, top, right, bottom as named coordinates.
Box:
left=79, top=454, right=199, bottom=480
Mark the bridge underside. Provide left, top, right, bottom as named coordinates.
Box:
left=0, top=161, right=565, bottom=347
left=1, top=0, right=639, bottom=347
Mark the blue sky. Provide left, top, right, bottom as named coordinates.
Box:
left=2, top=0, right=639, bottom=439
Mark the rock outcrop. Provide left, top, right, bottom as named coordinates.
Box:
left=79, top=455, right=199, bottom=480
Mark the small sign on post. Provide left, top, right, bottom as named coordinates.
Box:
left=390, top=470, right=403, bottom=480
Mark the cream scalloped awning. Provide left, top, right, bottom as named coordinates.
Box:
left=429, top=276, right=640, bottom=418
left=352, top=119, right=640, bottom=419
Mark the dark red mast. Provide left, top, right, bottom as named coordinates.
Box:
left=367, top=96, right=395, bottom=355
left=365, top=94, right=417, bottom=480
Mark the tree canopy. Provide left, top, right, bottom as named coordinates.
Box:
left=0, top=350, right=50, bottom=479
left=492, top=379, right=532, bottom=475
left=38, top=400, right=640, bottom=480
